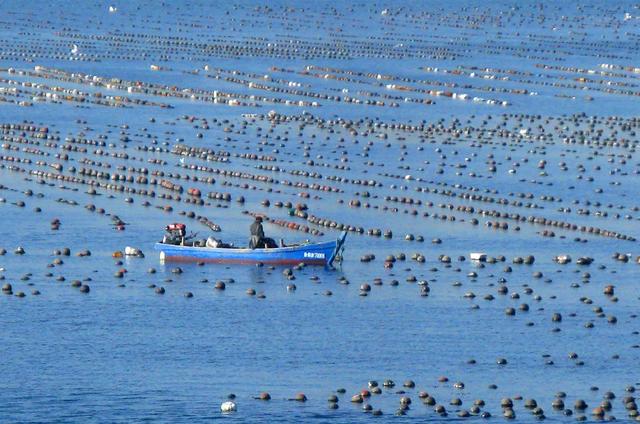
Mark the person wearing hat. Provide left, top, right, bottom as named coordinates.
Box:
left=249, top=216, right=265, bottom=249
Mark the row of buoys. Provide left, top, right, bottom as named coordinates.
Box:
left=212, top=382, right=640, bottom=418
left=2, top=108, right=636, bottom=245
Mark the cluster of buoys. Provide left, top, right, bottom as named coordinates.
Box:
left=210, top=379, right=640, bottom=419
left=424, top=63, right=640, bottom=100
left=244, top=211, right=323, bottom=236
left=0, top=69, right=172, bottom=108
left=1, top=107, right=638, bottom=248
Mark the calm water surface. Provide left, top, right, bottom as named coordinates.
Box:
left=1, top=0, right=639, bottom=422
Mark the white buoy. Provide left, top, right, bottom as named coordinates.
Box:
left=109, top=5, right=117, bottom=13
left=220, top=401, right=237, bottom=413
left=124, top=246, right=143, bottom=257
left=470, top=252, right=487, bottom=262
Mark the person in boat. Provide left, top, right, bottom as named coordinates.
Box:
left=249, top=216, right=277, bottom=249
left=249, top=216, right=265, bottom=248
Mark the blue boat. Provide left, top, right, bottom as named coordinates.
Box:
left=155, top=231, right=347, bottom=266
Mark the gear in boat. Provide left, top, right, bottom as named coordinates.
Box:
left=160, top=223, right=285, bottom=249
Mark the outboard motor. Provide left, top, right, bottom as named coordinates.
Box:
left=163, top=223, right=186, bottom=245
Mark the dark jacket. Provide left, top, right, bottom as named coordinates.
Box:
left=250, top=221, right=264, bottom=238
left=249, top=221, right=265, bottom=248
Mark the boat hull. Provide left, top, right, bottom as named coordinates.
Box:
left=155, top=239, right=337, bottom=266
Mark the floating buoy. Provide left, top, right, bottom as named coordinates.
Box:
left=220, top=401, right=236, bottom=413
left=124, top=246, right=144, bottom=257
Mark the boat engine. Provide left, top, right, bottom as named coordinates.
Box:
left=163, top=223, right=186, bottom=245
